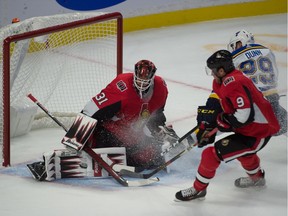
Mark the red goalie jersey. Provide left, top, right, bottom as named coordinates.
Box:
left=82, top=72, right=168, bottom=148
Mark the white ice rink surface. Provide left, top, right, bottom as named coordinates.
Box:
left=1, top=14, right=287, bottom=216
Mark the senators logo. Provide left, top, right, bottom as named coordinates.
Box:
left=141, top=109, right=150, bottom=118
left=140, top=103, right=150, bottom=119
left=221, top=139, right=230, bottom=146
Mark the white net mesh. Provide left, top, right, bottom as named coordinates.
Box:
left=0, top=12, right=122, bottom=166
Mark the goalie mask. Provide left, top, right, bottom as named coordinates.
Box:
left=134, top=60, right=157, bottom=95
left=227, top=29, right=255, bottom=52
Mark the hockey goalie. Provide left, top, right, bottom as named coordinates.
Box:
left=27, top=60, right=181, bottom=181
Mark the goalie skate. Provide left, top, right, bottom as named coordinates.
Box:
left=27, top=161, right=47, bottom=181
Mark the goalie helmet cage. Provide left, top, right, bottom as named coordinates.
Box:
left=1, top=12, right=123, bottom=167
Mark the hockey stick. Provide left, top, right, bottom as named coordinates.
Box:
left=27, top=94, right=68, bottom=131
left=161, top=125, right=199, bottom=155
left=83, top=147, right=159, bottom=186
left=27, top=93, right=159, bottom=187
left=120, top=127, right=218, bottom=179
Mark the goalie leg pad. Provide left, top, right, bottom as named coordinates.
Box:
left=43, top=149, right=85, bottom=181
left=37, top=147, right=128, bottom=181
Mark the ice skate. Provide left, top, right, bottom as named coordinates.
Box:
left=175, top=187, right=206, bottom=201
left=234, top=170, right=266, bottom=188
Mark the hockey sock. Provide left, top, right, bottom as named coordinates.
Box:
left=237, top=154, right=261, bottom=178
left=194, top=147, right=221, bottom=191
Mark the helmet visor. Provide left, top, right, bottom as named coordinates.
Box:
left=134, top=67, right=154, bottom=91
left=205, top=66, right=217, bottom=76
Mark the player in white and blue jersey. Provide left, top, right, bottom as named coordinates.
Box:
left=228, top=30, right=287, bottom=136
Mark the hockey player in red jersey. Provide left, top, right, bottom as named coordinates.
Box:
left=81, top=59, right=178, bottom=170
left=175, top=50, right=280, bottom=201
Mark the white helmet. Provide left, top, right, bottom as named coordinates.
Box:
left=227, top=29, right=255, bottom=52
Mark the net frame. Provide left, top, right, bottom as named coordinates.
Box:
left=1, top=12, right=123, bottom=166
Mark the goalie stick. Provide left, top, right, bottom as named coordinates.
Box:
left=161, top=125, right=199, bottom=155
left=27, top=93, right=159, bottom=187
left=27, top=94, right=68, bottom=131
left=120, top=127, right=218, bottom=179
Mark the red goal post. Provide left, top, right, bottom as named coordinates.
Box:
left=1, top=12, right=123, bottom=166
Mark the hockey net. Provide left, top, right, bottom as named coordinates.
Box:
left=0, top=12, right=123, bottom=166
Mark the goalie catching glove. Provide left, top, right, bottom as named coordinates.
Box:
left=154, top=125, right=179, bottom=145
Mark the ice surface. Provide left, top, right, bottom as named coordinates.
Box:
left=0, top=14, right=287, bottom=216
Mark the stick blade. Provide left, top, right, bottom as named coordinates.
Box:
left=119, top=169, right=144, bottom=178
left=127, top=177, right=160, bottom=187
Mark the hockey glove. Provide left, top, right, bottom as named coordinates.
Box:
left=196, top=122, right=216, bottom=148
left=216, top=113, right=233, bottom=132
left=155, top=125, right=179, bottom=145
left=197, top=106, right=219, bottom=125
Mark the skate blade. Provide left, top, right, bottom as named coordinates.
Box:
left=174, top=197, right=206, bottom=202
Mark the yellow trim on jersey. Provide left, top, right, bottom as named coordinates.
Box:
left=209, top=92, right=220, bottom=100
left=263, top=89, right=278, bottom=96
left=232, top=45, right=268, bottom=59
